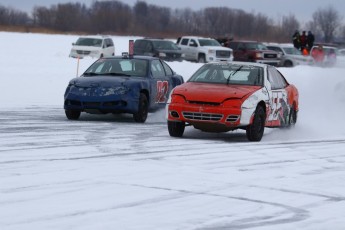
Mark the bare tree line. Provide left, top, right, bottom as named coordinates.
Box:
left=0, top=1, right=344, bottom=44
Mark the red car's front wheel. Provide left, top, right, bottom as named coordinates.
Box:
left=168, top=121, right=185, bottom=137
left=246, top=106, right=265, bottom=141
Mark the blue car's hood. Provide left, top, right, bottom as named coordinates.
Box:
left=70, top=75, right=140, bottom=88
left=66, top=75, right=144, bottom=98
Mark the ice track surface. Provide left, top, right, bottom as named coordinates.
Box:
left=1, top=107, right=345, bottom=230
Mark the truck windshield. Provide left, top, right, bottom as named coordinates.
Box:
left=152, top=41, right=179, bottom=50
left=75, top=38, right=102, bottom=47
left=198, top=39, right=221, bottom=47
left=247, top=43, right=269, bottom=50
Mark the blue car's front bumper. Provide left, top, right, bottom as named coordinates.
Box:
left=64, top=86, right=139, bottom=114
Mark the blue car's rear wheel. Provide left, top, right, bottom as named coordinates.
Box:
left=65, top=109, right=81, bottom=120
left=133, top=93, right=148, bottom=123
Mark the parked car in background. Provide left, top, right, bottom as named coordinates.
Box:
left=64, top=55, right=184, bottom=122
left=227, top=40, right=281, bottom=66
left=337, top=48, right=345, bottom=66
left=176, top=36, right=233, bottom=63
left=339, top=49, right=345, bottom=56
left=133, top=38, right=184, bottom=61
left=69, top=36, right=115, bottom=59
left=265, top=43, right=313, bottom=67
left=310, top=45, right=339, bottom=67
left=216, top=37, right=233, bottom=47
left=166, top=61, right=299, bottom=141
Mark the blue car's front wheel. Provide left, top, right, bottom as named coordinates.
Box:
left=65, top=109, right=81, bottom=120
left=133, top=93, right=148, bottom=123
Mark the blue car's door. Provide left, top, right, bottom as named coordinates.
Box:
left=149, top=60, right=173, bottom=108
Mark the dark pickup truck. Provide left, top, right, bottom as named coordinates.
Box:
left=227, top=41, right=281, bottom=66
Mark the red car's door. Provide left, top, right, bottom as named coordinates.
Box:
left=266, top=66, right=294, bottom=127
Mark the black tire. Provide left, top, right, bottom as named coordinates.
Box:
left=198, top=54, right=206, bottom=63
left=65, top=109, right=81, bottom=120
left=246, top=106, right=265, bottom=142
left=284, top=60, right=293, bottom=67
left=167, top=121, right=185, bottom=137
left=288, top=107, right=297, bottom=126
left=133, top=93, right=148, bottom=123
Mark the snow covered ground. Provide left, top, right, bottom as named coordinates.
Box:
left=1, top=32, right=345, bottom=230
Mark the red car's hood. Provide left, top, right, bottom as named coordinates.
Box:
left=173, top=82, right=261, bottom=103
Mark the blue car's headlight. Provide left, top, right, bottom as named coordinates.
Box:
left=64, top=80, right=78, bottom=96
left=68, top=80, right=77, bottom=87
left=105, top=86, right=130, bottom=95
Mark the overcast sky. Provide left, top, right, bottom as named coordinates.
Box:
left=1, top=0, right=344, bottom=24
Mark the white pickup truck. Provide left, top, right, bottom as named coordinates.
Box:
left=176, top=36, right=233, bottom=63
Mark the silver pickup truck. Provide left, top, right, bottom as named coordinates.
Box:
left=176, top=36, right=233, bottom=63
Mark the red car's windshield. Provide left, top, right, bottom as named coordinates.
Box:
left=188, top=64, right=264, bottom=86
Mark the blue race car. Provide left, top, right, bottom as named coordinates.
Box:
left=64, top=55, right=184, bottom=122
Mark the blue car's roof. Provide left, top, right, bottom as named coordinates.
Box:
left=103, top=55, right=160, bottom=61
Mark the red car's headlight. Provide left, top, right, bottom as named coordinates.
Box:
left=171, top=94, right=186, bottom=103
left=222, top=99, right=242, bottom=108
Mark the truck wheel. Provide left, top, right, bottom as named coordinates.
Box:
left=284, top=60, right=293, bottom=67
left=133, top=93, right=148, bottom=123
left=168, top=121, right=185, bottom=137
left=246, top=106, right=265, bottom=141
left=198, top=54, right=206, bottom=63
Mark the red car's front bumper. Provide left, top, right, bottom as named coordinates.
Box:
left=167, top=102, right=245, bottom=132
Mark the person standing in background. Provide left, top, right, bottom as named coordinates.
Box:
left=292, top=30, right=301, bottom=50
left=307, top=31, right=315, bottom=51
left=300, top=31, right=307, bottom=51
left=302, top=47, right=309, bottom=56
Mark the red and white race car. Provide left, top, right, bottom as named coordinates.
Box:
left=166, top=62, right=299, bottom=141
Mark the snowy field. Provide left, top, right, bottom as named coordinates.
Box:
left=1, top=32, right=345, bottom=230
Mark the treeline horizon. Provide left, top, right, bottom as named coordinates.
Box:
left=0, top=0, right=344, bottom=44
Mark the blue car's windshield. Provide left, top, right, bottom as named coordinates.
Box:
left=84, top=59, right=148, bottom=77
left=188, top=64, right=264, bottom=86
left=198, top=39, right=221, bottom=47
